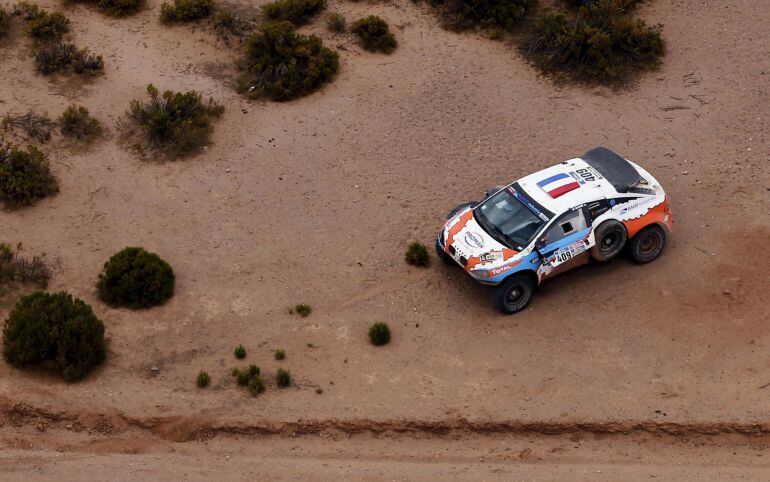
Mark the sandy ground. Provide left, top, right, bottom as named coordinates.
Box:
left=1, top=0, right=768, bottom=478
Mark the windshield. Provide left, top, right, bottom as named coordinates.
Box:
left=474, top=187, right=546, bottom=250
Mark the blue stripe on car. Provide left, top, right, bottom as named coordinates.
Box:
left=536, top=172, right=569, bottom=187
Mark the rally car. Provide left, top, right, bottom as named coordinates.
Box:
left=436, top=147, right=673, bottom=314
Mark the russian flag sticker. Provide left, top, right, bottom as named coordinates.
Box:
left=537, top=173, right=581, bottom=198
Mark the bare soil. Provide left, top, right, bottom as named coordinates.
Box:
left=1, top=0, right=768, bottom=478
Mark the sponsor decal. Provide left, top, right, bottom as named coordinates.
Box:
left=548, top=241, right=587, bottom=267
left=489, top=264, right=514, bottom=276
left=479, top=251, right=503, bottom=263
left=464, top=231, right=484, bottom=249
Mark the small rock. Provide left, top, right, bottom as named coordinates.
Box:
left=150, top=366, right=159, bottom=372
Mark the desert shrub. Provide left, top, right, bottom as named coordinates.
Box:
left=234, top=344, right=246, bottom=359
left=0, top=140, right=59, bottom=208
left=0, top=8, right=10, bottom=41
left=564, top=0, right=642, bottom=9
left=295, top=303, right=311, bottom=317
left=196, top=370, right=210, bottom=387
left=96, top=247, right=175, bottom=309
left=70, top=0, right=146, bottom=17
left=351, top=16, right=396, bottom=53
left=129, top=84, right=224, bottom=157
left=274, top=348, right=285, bottom=360
left=34, top=42, right=104, bottom=75
left=247, top=364, right=259, bottom=376
left=276, top=367, right=291, bottom=387
left=2, top=291, right=106, bottom=381
left=238, top=21, right=339, bottom=101
left=160, top=0, right=214, bottom=23
left=405, top=241, right=429, bottom=267
left=0, top=242, right=51, bottom=289
left=326, top=12, right=345, bottom=32
left=235, top=368, right=250, bottom=385
left=248, top=375, right=265, bottom=395
left=59, top=105, right=102, bottom=140
left=368, top=321, right=390, bottom=346
left=261, top=0, right=325, bottom=26
left=523, top=0, right=664, bottom=82
left=2, top=112, right=55, bottom=143
left=25, top=9, right=70, bottom=41
left=427, top=0, right=535, bottom=32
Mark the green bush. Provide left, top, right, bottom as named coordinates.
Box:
left=248, top=375, right=265, bottom=395
left=294, top=303, right=311, bottom=317
left=276, top=367, right=291, bottom=387
left=427, top=0, right=535, bottom=32
left=160, top=0, right=214, bottom=23
left=238, top=21, right=339, bottom=101
left=59, top=105, right=101, bottom=140
left=71, top=0, right=146, bottom=17
left=234, top=344, right=246, bottom=359
left=523, top=1, right=664, bottom=82
left=261, top=0, right=325, bottom=26
left=368, top=321, right=390, bottom=346
left=326, top=12, right=345, bottom=32
left=2, top=291, right=106, bottom=381
left=247, top=364, right=259, bottom=376
left=274, top=348, right=285, bottom=360
left=0, top=140, right=59, bottom=208
left=405, top=241, right=429, bottom=267
left=564, top=0, right=642, bottom=9
left=96, top=247, right=175, bottom=309
left=129, top=84, right=224, bottom=157
left=26, top=9, right=70, bottom=41
left=235, top=368, right=250, bottom=385
left=196, top=370, right=210, bottom=387
left=0, top=7, right=10, bottom=41
left=34, top=42, right=104, bottom=75
left=0, top=242, right=51, bottom=288
left=351, top=16, right=396, bottom=53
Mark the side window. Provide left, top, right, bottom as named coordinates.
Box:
left=541, top=209, right=587, bottom=246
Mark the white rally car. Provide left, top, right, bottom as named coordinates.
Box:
left=436, top=147, right=673, bottom=314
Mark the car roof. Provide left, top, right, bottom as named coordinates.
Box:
left=517, top=156, right=620, bottom=216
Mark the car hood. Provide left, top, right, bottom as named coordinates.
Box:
left=444, top=209, right=518, bottom=269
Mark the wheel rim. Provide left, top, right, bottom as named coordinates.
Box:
left=507, top=285, right=524, bottom=306
left=602, top=232, right=618, bottom=251
left=638, top=232, right=661, bottom=257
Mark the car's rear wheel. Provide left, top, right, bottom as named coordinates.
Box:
left=590, top=220, right=627, bottom=262
left=493, top=273, right=536, bottom=315
left=627, top=224, right=666, bottom=264
left=435, top=238, right=455, bottom=265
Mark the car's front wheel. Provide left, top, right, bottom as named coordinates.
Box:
left=435, top=238, right=455, bottom=265
left=627, top=224, right=666, bottom=264
left=590, top=220, right=627, bottom=262
left=493, top=273, right=536, bottom=315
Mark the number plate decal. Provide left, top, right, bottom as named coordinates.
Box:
left=549, top=241, right=587, bottom=267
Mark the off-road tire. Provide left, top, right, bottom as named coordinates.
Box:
left=590, top=220, right=627, bottom=262
left=627, top=224, right=666, bottom=264
left=493, top=273, right=536, bottom=315
left=435, top=238, right=455, bottom=265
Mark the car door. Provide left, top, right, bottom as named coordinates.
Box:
left=535, top=208, right=591, bottom=280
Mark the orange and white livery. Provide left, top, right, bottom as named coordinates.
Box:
left=436, top=147, right=673, bottom=315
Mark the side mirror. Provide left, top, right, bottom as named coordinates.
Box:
left=534, top=236, right=548, bottom=250
left=484, top=185, right=505, bottom=198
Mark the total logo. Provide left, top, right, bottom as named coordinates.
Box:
left=464, top=231, right=484, bottom=249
